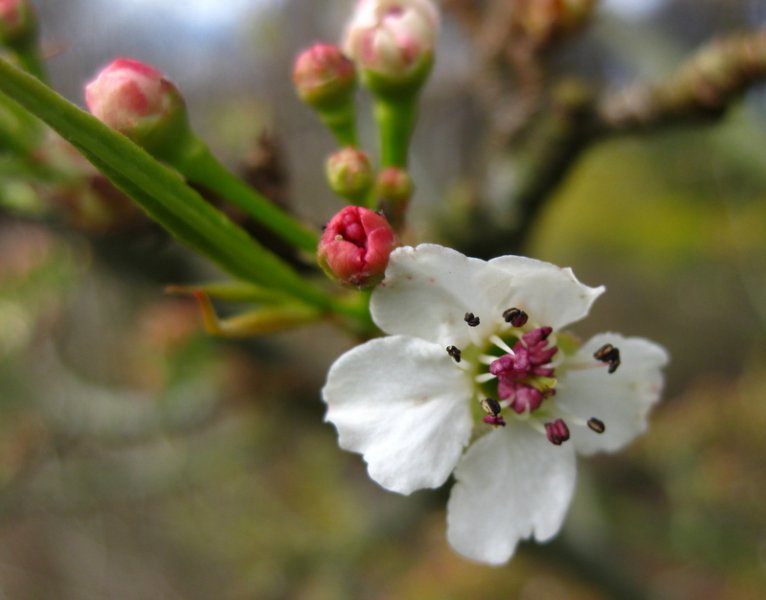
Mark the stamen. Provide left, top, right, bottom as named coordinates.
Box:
left=482, top=414, right=506, bottom=427
left=475, top=372, right=496, bottom=384
left=489, top=335, right=514, bottom=354
left=464, top=312, right=480, bottom=327
left=481, top=397, right=502, bottom=416
left=593, top=343, right=621, bottom=374
left=587, top=417, right=606, bottom=434
left=478, top=354, right=497, bottom=365
left=502, top=307, right=528, bottom=327
left=544, top=419, right=570, bottom=446
left=446, top=345, right=462, bottom=363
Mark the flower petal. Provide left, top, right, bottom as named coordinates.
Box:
left=447, top=423, right=577, bottom=565
left=488, top=255, right=604, bottom=329
left=322, top=335, right=473, bottom=495
left=557, top=333, right=669, bottom=456
left=371, top=244, right=512, bottom=347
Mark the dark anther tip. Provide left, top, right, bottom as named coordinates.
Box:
left=464, top=312, right=480, bottom=327
left=446, top=345, right=462, bottom=363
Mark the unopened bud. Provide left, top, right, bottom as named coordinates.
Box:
left=292, top=43, right=356, bottom=110
left=318, top=206, right=395, bottom=289
left=0, top=0, right=36, bottom=47
left=85, top=58, right=190, bottom=158
left=375, top=167, right=413, bottom=229
left=343, top=0, right=439, bottom=93
left=325, top=147, right=373, bottom=201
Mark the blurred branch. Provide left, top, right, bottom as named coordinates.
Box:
left=444, top=28, right=766, bottom=257
left=599, top=29, right=766, bottom=131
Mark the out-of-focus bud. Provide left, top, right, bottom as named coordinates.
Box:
left=0, top=0, right=36, bottom=47
left=293, top=43, right=356, bottom=110
left=515, top=0, right=595, bottom=46
left=35, top=133, right=145, bottom=233
left=318, top=206, right=395, bottom=289
left=292, top=44, right=358, bottom=146
left=343, top=0, right=439, bottom=94
left=325, top=147, right=373, bottom=201
left=85, top=58, right=190, bottom=159
left=375, top=166, right=412, bottom=229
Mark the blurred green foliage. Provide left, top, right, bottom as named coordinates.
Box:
left=1, top=1, right=766, bottom=599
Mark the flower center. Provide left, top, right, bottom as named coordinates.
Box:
left=488, top=325, right=558, bottom=415
left=444, top=307, right=619, bottom=446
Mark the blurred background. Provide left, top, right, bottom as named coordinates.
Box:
left=1, top=0, right=766, bottom=598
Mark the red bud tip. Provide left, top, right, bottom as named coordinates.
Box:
left=317, top=206, right=395, bottom=289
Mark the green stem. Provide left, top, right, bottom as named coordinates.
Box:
left=16, top=44, right=47, bottom=83
left=318, top=104, right=358, bottom=147
left=374, top=97, right=416, bottom=168
left=172, top=135, right=320, bottom=253
left=0, top=58, right=344, bottom=316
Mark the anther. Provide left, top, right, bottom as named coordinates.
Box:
left=594, top=343, right=621, bottom=374
left=464, top=312, right=480, bottom=327
left=481, top=397, right=502, bottom=416
left=446, top=345, right=462, bottom=363
left=587, top=417, right=606, bottom=434
left=502, top=307, right=528, bottom=327
left=544, top=419, right=570, bottom=446
left=482, top=414, right=506, bottom=427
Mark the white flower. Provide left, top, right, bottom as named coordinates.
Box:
left=322, top=244, right=668, bottom=565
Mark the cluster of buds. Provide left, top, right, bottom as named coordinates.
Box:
left=290, top=1, right=439, bottom=289
left=82, top=2, right=433, bottom=293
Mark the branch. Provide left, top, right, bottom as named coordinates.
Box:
left=444, top=29, right=766, bottom=257
left=599, top=29, right=766, bottom=132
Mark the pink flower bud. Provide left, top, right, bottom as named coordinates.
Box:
left=375, top=166, right=412, bottom=202
left=292, top=43, right=356, bottom=109
left=85, top=58, right=188, bottom=155
left=0, top=0, right=36, bottom=45
left=318, top=206, right=395, bottom=289
left=343, top=0, right=439, bottom=82
left=325, top=147, right=373, bottom=200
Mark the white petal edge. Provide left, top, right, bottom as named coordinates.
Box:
left=322, top=335, right=473, bottom=495
left=489, top=255, right=605, bottom=330
left=371, top=244, right=516, bottom=348
left=447, top=423, right=577, bottom=565
left=556, top=333, right=669, bottom=456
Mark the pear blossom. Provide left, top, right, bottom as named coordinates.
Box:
left=322, top=244, right=668, bottom=564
